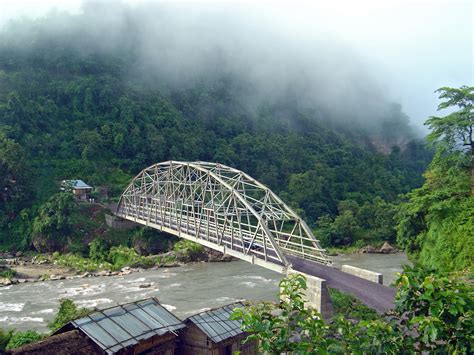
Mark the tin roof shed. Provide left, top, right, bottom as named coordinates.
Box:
left=56, top=298, right=185, bottom=354
left=185, top=302, right=245, bottom=343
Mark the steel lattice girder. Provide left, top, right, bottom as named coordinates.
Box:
left=116, top=161, right=332, bottom=269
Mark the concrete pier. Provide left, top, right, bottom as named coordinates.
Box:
left=286, top=270, right=334, bottom=319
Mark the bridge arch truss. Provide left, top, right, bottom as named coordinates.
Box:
left=116, top=161, right=331, bottom=272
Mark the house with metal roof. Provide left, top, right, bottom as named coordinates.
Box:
left=61, top=179, right=93, bottom=201
left=56, top=298, right=185, bottom=354
left=7, top=299, right=257, bottom=355
left=180, top=303, right=257, bottom=355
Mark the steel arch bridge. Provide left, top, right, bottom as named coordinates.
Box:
left=116, top=161, right=331, bottom=273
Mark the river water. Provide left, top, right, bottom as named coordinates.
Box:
left=0, top=253, right=409, bottom=332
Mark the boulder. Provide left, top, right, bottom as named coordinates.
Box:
left=379, top=242, right=397, bottom=254
left=0, top=277, right=12, bottom=286
left=360, top=245, right=377, bottom=253
left=139, top=283, right=152, bottom=288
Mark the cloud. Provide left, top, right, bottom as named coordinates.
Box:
left=0, top=0, right=471, bottom=133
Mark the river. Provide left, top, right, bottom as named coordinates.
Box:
left=0, top=253, right=409, bottom=332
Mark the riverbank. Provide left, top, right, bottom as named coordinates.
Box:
left=327, top=241, right=399, bottom=256
left=0, top=253, right=410, bottom=332
left=0, top=247, right=234, bottom=287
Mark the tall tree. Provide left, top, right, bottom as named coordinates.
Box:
left=425, top=86, right=474, bottom=194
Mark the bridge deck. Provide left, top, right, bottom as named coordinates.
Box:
left=286, top=255, right=396, bottom=314
left=111, top=205, right=396, bottom=314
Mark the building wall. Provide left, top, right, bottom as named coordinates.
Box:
left=130, top=332, right=177, bottom=355
left=179, top=324, right=257, bottom=355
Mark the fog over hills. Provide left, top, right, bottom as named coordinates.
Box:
left=0, top=1, right=471, bottom=136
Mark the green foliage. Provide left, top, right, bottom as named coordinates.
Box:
left=108, top=245, right=142, bottom=270
left=0, top=266, right=16, bottom=279
left=31, top=193, right=76, bottom=252
left=132, top=228, right=177, bottom=255
left=0, top=328, right=13, bottom=351
left=48, top=298, right=91, bottom=333
left=329, top=288, right=379, bottom=321
left=395, top=266, right=473, bottom=353
left=425, top=86, right=474, bottom=154
left=317, top=197, right=398, bottom=247
left=233, top=271, right=473, bottom=354
left=5, top=330, right=43, bottom=350
left=231, top=274, right=330, bottom=353
left=173, top=240, right=204, bottom=254
left=49, top=244, right=158, bottom=272
left=0, top=132, right=32, bottom=246
left=50, top=252, right=110, bottom=272
left=397, top=86, right=473, bottom=272
left=88, top=238, right=110, bottom=262
left=0, top=16, right=431, bottom=251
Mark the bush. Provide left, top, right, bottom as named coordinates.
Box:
left=6, top=330, right=43, bottom=350
left=48, top=299, right=91, bottom=333
left=0, top=267, right=16, bottom=279
left=231, top=274, right=330, bottom=353
left=0, top=329, right=13, bottom=351
left=232, top=271, right=473, bottom=354
left=89, top=238, right=110, bottom=262
left=173, top=240, right=205, bottom=261
left=107, top=245, right=139, bottom=270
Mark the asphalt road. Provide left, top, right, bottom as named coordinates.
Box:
left=111, top=206, right=396, bottom=313
left=286, top=255, right=396, bottom=314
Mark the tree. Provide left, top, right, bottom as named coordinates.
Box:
left=31, top=193, right=76, bottom=252
left=397, top=86, right=473, bottom=272
left=48, top=298, right=91, bottom=333
left=0, top=132, right=31, bottom=218
left=232, top=272, right=473, bottom=354
left=425, top=86, right=474, bottom=194
left=230, top=274, right=330, bottom=353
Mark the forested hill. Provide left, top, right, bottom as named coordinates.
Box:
left=0, top=9, right=431, bottom=249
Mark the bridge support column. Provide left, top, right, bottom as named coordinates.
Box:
left=285, top=270, right=334, bottom=319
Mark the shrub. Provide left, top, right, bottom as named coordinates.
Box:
left=48, top=299, right=91, bottom=333
left=0, top=329, right=13, bottom=351
left=89, top=238, right=110, bottom=262
left=0, top=267, right=16, bottom=279
left=232, top=270, right=473, bottom=354
left=6, top=331, right=43, bottom=350
left=107, top=245, right=139, bottom=270
left=173, top=240, right=204, bottom=260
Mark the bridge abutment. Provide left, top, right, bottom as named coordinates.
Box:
left=285, top=269, right=334, bottom=319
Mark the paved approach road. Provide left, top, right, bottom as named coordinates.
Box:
left=286, top=255, right=397, bottom=314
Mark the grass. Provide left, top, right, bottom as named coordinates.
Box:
left=0, top=267, right=16, bottom=279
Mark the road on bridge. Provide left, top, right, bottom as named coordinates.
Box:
left=286, top=255, right=397, bottom=314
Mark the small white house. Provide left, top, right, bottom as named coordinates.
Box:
left=61, top=180, right=93, bottom=201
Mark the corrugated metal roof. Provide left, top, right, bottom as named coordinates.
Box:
left=73, top=180, right=92, bottom=189
left=186, top=303, right=245, bottom=343
left=70, top=298, right=185, bottom=354
left=62, top=179, right=92, bottom=189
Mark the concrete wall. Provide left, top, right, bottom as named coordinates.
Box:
left=105, top=214, right=137, bottom=230
left=286, top=270, right=333, bottom=319
left=341, top=265, right=383, bottom=284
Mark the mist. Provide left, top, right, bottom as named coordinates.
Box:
left=0, top=0, right=471, bottom=136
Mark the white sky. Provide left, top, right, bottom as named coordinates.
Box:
left=0, top=0, right=472, bottom=129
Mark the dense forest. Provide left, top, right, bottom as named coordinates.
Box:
left=0, top=6, right=471, bottom=274
left=0, top=4, right=472, bottom=353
